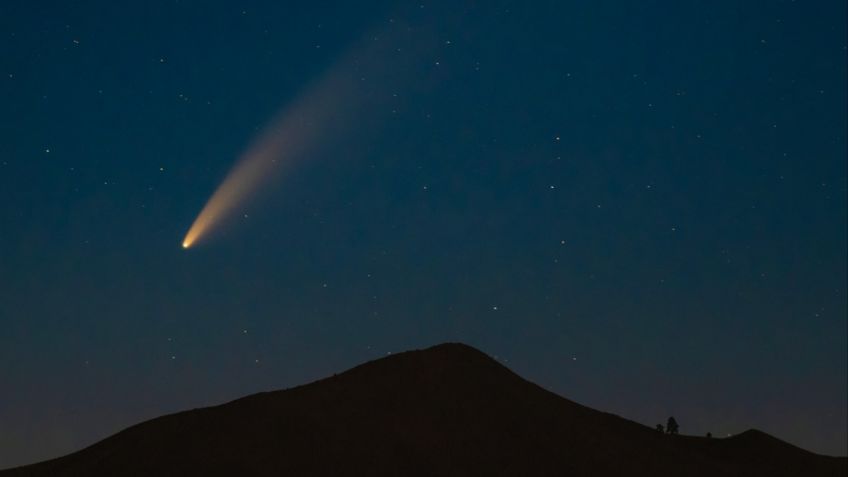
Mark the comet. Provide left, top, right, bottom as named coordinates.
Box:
left=181, top=51, right=364, bottom=249
left=181, top=22, right=433, bottom=249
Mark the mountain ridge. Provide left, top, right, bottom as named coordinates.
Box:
left=2, top=342, right=844, bottom=476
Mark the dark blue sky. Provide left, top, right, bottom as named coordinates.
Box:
left=1, top=0, right=845, bottom=467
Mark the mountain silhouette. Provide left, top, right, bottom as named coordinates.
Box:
left=2, top=343, right=844, bottom=476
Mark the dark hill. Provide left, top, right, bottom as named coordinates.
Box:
left=2, top=343, right=844, bottom=476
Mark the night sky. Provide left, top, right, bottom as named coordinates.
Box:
left=1, top=0, right=846, bottom=467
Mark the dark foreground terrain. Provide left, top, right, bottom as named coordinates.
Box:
left=2, top=343, right=845, bottom=476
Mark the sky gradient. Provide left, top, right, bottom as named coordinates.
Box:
left=0, top=0, right=845, bottom=467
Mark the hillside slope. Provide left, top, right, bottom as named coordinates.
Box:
left=2, top=343, right=844, bottom=476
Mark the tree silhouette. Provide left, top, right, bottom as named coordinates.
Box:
left=655, top=424, right=665, bottom=433
left=666, top=416, right=679, bottom=435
